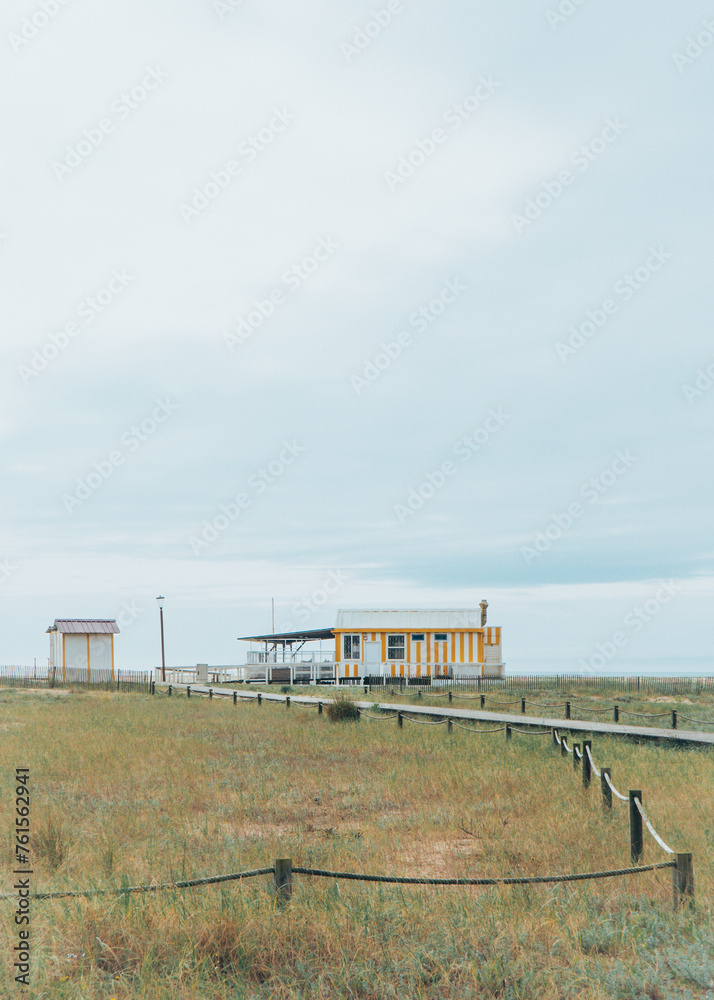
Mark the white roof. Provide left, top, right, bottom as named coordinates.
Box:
left=335, top=609, right=483, bottom=630
left=50, top=619, right=120, bottom=634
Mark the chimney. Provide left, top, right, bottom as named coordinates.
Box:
left=479, top=599, right=488, bottom=626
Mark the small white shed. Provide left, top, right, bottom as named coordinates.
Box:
left=47, top=619, right=119, bottom=682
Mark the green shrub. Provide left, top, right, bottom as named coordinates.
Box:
left=325, top=694, right=360, bottom=722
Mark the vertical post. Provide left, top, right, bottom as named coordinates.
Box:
left=480, top=694, right=485, bottom=709
left=286, top=696, right=290, bottom=709
left=418, top=690, right=422, bottom=698
left=318, top=701, right=323, bottom=714
left=158, top=602, right=166, bottom=682
left=117, top=672, right=120, bottom=692
left=151, top=679, right=155, bottom=695
left=505, top=724, right=512, bottom=740
left=673, top=853, right=694, bottom=909
left=565, top=701, right=571, bottom=720
left=447, top=719, right=453, bottom=733
left=629, top=791, right=643, bottom=862
left=582, top=740, right=591, bottom=788
left=233, top=691, right=237, bottom=705
left=614, top=705, right=619, bottom=723
left=257, top=693, right=262, bottom=706
left=521, top=698, right=526, bottom=713
left=601, top=767, right=612, bottom=810
left=209, top=688, right=213, bottom=699
left=397, top=712, right=403, bottom=728
left=448, top=691, right=453, bottom=703
left=168, top=685, right=172, bottom=697
left=187, top=686, right=191, bottom=698
left=274, top=859, right=292, bottom=905
left=573, top=742, right=580, bottom=769
left=671, top=710, right=677, bottom=730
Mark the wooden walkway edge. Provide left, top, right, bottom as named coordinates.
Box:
left=160, top=683, right=714, bottom=747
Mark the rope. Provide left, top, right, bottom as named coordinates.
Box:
left=561, top=737, right=573, bottom=753
left=358, top=710, right=396, bottom=721
left=585, top=746, right=601, bottom=778
left=291, top=862, right=675, bottom=886
left=574, top=746, right=582, bottom=759
left=578, top=706, right=614, bottom=714
left=508, top=727, right=551, bottom=735
left=677, top=714, right=714, bottom=727
left=0, top=867, right=275, bottom=901
left=485, top=698, right=521, bottom=706
left=451, top=693, right=481, bottom=700
left=452, top=722, right=507, bottom=733
left=402, top=715, right=447, bottom=726
left=526, top=700, right=566, bottom=709
left=603, top=771, right=628, bottom=802
left=633, top=797, right=675, bottom=855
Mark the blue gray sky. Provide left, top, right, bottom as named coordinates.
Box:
left=2, top=0, right=713, bottom=673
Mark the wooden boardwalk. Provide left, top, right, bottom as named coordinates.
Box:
left=165, top=683, right=714, bottom=747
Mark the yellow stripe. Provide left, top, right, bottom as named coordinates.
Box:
left=477, top=631, right=484, bottom=664
left=468, top=632, right=473, bottom=662
left=451, top=633, right=456, bottom=662
left=459, top=633, right=465, bottom=663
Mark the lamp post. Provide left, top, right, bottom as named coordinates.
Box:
left=156, top=596, right=166, bottom=682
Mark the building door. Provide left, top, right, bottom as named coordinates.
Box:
left=410, top=634, right=425, bottom=677
left=363, top=641, right=381, bottom=677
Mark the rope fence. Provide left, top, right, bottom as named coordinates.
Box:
left=0, top=859, right=679, bottom=904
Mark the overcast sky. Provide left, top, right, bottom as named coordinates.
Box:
left=2, top=0, right=713, bottom=674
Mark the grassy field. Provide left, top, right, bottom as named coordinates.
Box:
left=0, top=686, right=712, bottom=999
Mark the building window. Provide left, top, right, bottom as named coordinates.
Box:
left=387, top=634, right=405, bottom=660
left=343, top=634, right=360, bottom=660
left=434, top=633, right=448, bottom=641
left=411, top=634, right=425, bottom=642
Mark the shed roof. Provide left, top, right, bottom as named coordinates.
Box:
left=49, top=620, right=120, bottom=634
left=334, top=609, right=483, bottom=630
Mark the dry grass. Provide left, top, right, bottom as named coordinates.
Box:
left=0, top=686, right=712, bottom=998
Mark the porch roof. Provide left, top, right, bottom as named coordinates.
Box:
left=237, top=627, right=334, bottom=644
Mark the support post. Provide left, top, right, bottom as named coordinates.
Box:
left=582, top=739, right=592, bottom=788
left=480, top=694, right=485, bottom=709
left=447, top=719, right=453, bottom=733
left=673, top=853, right=694, bottom=909
left=573, top=742, right=580, bottom=769
left=521, top=698, right=526, bottom=713
left=629, top=790, right=643, bottom=862
left=318, top=701, right=322, bottom=715
left=187, top=686, right=191, bottom=698
left=168, top=685, right=172, bottom=697
left=257, top=693, right=262, bottom=706
left=209, top=688, right=213, bottom=699
left=233, top=691, right=237, bottom=705
left=397, top=712, right=403, bottom=728
left=613, top=705, right=619, bottom=723
left=448, top=691, right=453, bottom=703
left=671, top=710, right=677, bottom=730
left=601, top=767, right=612, bottom=810
left=286, top=696, right=290, bottom=709
left=151, top=679, right=155, bottom=695
left=505, top=724, right=512, bottom=740
left=565, top=701, right=571, bottom=720
left=274, top=859, right=292, bottom=905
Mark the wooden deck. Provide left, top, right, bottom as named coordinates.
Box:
left=166, top=683, right=714, bottom=747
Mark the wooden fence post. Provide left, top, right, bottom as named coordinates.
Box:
left=613, top=705, right=619, bottom=723
left=448, top=692, right=453, bottom=703
left=673, top=853, right=694, bottom=909
left=447, top=719, right=453, bottom=733
left=168, top=685, right=172, bottom=697
left=565, top=701, right=571, bottom=720
left=582, top=739, right=592, bottom=788
left=671, top=710, right=677, bottom=729
left=233, top=691, right=237, bottom=705
left=505, top=724, right=512, bottom=740
left=573, top=742, right=580, bottom=769
left=318, top=701, right=322, bottom=714
left=601, top=767, right=612, bottom=810
left=209, top=688, right=213, bottom=699
left=397, top=712, right=403, bottom=728
left=257, top=693, right=262, bottom=706
left=286, top=696, right=290, bottom=709
left=274, top=859, right=292, bottom=905
left=521, top=698, right=526, bottom=713
left=480, top=694, right=485, bottom=709
left=187, top=686, right=191, bottom=698
left=629, top=791, right=643, bottom=862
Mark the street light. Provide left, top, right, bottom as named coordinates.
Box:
left=156, top=596, right=166, bottom=682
